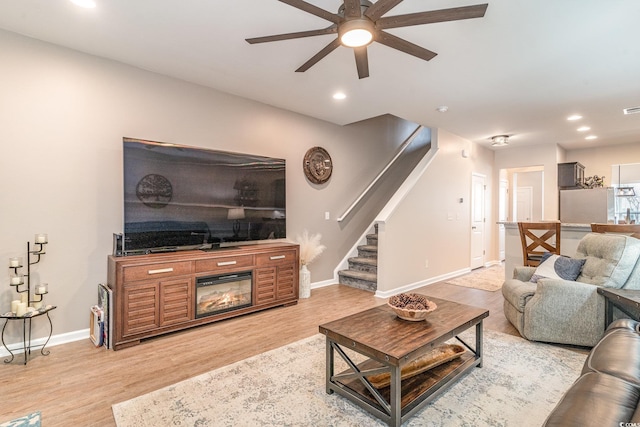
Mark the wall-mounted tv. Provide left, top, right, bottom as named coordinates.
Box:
left=123, top=137, right=286, bottom=255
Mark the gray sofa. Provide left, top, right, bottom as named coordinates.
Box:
left=502, top=232, right=640, bottom=347
left=543, top=318, right=640, bottom=426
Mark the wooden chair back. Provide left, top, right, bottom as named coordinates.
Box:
left=518, top=222, right=561, bottom=267
left=590, top=223, right=640, bottom=239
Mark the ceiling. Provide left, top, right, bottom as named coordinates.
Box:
left=1, top=0, right=639, bottom=150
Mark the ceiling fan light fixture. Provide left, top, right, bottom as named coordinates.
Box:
left=339, top=19, right=374, bottom=48
left=491, top=135, right=510, bottom=147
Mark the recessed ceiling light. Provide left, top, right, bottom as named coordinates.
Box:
left=577, top=126, right=591, bottom=132
left=70, top=0, right=96, bottom=8
left=585, top=135, right=598, bottom=140
left=567, top=115, right=582, bottom=121
left=436, top=106, right=449, bottom=113
left=332, top=92, right=346, bottom=100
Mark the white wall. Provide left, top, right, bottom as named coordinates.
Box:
left=494, top=144, right=560, bottom=220
left=515, top=170, right=544, bottom=221
left=377, top=129, right=496, bottom=293
left=0, top=30, right=430, bottom=342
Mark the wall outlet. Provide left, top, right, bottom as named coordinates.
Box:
left=324, top=211, right=330, bottom=220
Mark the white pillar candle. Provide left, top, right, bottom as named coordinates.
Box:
left=11, top=300, right=20, bottom=314
left=31, top=301, right=42, bottom=310
left=16, top=302, right=27, bottom=317
left=36, top=284, right=48, bottom=294
left=20, top=293, right=28, bottom=304
left=9, top=257, right=21, bottom=268
left=10, top=275, right=23, bottom=285
left=35, top=233, right=48, bottom=244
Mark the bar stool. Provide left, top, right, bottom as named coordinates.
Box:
left=591, top=223, right=640, bottom=239
left=518, top=222, right=561, bottom=267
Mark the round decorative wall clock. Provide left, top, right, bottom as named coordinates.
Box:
left=303, top=146, right=333, bottom=184
left=136, top=174, right=173, bottom=208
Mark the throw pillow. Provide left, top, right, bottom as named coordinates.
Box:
left=530, top=254, right=586, bottom=283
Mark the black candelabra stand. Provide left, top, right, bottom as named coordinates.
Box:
left=3, top=234, right=57, bottom=365
left=9, top=234, right=49, bottom=312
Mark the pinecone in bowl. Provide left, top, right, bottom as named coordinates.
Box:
left=388, top=293, right=437, bottom=321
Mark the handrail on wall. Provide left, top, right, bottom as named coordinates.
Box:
left=336, top=125, right=425, bottom=222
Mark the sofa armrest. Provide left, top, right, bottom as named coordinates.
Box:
left=513, top=266, right=536, bottom=281
left=523, top=279, right=605, bottom=347
left=502, top=279, right=537, bottom=312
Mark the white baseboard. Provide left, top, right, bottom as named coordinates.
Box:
left=374, top=268, right=470, bottom=299
left=310, top=278, right=336, bottom=290
left=1, top=263, right=504, bottom=358
left=0, top=328, right=90, bottom=359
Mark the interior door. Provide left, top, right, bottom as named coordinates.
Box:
left=470, top=173, right=486, bottom=269
left=516, top=187, right=533, bottom=221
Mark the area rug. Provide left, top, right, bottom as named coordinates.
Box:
left=0, top=412, right=40, bottom=427
left=112, top=329, right=585, bottom=427
left=445, top=264, right=505, bottom=291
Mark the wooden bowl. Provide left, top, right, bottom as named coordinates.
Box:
left=388, top=300, right=437, bottom=321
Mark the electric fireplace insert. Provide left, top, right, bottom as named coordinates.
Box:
left=195, top=271, right=252, bottom=318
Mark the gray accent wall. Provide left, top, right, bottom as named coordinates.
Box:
left=1, top=29, right=486, bottom=341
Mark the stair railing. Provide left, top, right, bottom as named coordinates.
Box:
left=337, top=125, right=425, bottom=222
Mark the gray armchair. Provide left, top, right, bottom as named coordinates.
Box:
left=502, top=233, right=640, bottom=347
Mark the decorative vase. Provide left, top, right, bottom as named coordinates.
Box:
left=299, top=264, right=311, bottom=298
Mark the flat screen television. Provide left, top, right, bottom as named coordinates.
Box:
left=122, top=137, right=286, bottom=255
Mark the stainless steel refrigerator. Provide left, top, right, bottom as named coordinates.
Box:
left=559, top=188, right=615, bottom=224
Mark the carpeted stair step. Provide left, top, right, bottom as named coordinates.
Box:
left=357, top=244, right=378, bottom=258
left=338, top=270, right=377, bottom=292
left=366, top=233, right=378, bottom=246
left=348, top=256, right=377, bottom=274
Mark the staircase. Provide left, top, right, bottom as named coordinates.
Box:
left=338, top=226, right=378, bottom=292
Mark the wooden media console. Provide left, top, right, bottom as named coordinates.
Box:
left=107, top=242, right=299, bottom=350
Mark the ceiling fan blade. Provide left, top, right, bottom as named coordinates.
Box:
left=246, top=27, right=337, bottom=44
left=343, top=0, right=362, bottom=19
left=354, top=47, right=369, bottom=79
left=296, top=38, right=342, bottom=73
left=364, top=0, right=404, bottom=21
left=377, top=4, right=488, bottom=29
left=278, top=0, right=341, bottom=24
left=376, top=31, right=437, bottom=61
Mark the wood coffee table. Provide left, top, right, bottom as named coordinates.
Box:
left=318, top=297, right=489, bottom=426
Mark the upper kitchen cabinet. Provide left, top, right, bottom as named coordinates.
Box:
left=558, top=162, right=585, bottom=189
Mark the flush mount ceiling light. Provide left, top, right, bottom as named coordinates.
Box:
left=585, top=135, right=598, bottom=140
left=577, top=126, right=591, bottom=132
left=567, top=114, right=583, bottom=121
left=246, top=0, right=488, bottom=79
left=623, top=106, right=640, bottom=115
left=436, top=106, right=449, bottom=113
left=332, top=92, right=347, bottom=100
left=491, top=135, right=510, bottom=147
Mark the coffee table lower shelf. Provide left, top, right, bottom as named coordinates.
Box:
left=325, top=338, right=480, bottom=426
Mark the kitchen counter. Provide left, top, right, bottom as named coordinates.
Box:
left=500, top=222, right=592, bottom=281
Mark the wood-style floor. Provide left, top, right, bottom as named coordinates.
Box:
left=0, top=277, right=518, bottom=426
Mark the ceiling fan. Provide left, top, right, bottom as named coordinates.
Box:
left=246, top=0, right=488, bottom=79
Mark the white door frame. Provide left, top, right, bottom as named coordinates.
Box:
left=470, top=173, right=486, bottom=269
left=498, top=179, right=509, bottom=261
